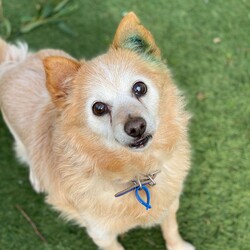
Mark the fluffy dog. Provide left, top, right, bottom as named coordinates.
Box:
left=0, top=12, right=195, bottom=250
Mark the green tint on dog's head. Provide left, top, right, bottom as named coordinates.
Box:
left=112, top=12, right=161, bottom=59
left=124, top=35, right=152, bottom=55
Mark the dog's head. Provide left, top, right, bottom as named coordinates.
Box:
left=44, top=13, right=172, bottom=153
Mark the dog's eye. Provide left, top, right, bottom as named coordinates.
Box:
left=92, top=102, right=108, bottom=116
left=132, top=81, right=147, bottom=97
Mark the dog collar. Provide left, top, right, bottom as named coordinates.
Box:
left=114, top=170, right=160, bottom=210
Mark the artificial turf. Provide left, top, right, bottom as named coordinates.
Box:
left=0, top=0, right=249, bottom=249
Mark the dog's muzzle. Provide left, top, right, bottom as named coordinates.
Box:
left=123, top=116, right=152, bottom=149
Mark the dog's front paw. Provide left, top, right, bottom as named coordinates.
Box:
left=167, top=240, right=195, bottom=250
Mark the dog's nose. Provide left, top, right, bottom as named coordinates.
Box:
left=124, top=117, right=146, bottom=137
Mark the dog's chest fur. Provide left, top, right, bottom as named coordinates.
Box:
left=45, top=136, right=183, bottom=233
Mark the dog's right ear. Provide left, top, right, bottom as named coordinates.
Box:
left=112, top=12, right=161, bottom=59
left=43, top=56, right=80, bottom=109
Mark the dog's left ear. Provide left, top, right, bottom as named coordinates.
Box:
left=43, top=56, right=81, bottom=109
left=112, top=12, right=161, bottom=58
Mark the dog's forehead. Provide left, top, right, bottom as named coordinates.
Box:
left=83, top=52, right=152, bottom=101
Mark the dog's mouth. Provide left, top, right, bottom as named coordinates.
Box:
left=129, top=134, right=152, bottom=149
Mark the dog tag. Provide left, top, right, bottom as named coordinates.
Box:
left=135, top=185, right=152, bottom=210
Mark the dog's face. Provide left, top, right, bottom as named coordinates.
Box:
left=44, top=13, right=168, bottom=152
left=82, top=50, right=161, bottom=151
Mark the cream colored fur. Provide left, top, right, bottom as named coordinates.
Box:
left=0, top=12, right=195, bottom=250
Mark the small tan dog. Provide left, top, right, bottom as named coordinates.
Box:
left=0, top=12, right=195, bottom=250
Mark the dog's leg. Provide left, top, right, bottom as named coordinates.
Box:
left=1, top=108, right=43, bottom=193
left=15, top=140, right=43, bottom=193
left=161, top=199, right=195, bottom=250
left=87, top=226, right=124, bottom=250
left=29, top=168, right=43, bottom=193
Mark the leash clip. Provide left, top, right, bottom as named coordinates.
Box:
left=114, top=170, right=161, bottom=210
left=135, top=185, right=151, bottom=210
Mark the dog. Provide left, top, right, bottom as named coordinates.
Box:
left=0, top=12, right=195, bottom=250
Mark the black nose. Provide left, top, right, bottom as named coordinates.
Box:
left=124, top=117, right=146, bottom=137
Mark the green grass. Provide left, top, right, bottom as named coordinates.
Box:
left=0, top=0, right=250, bottom=249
